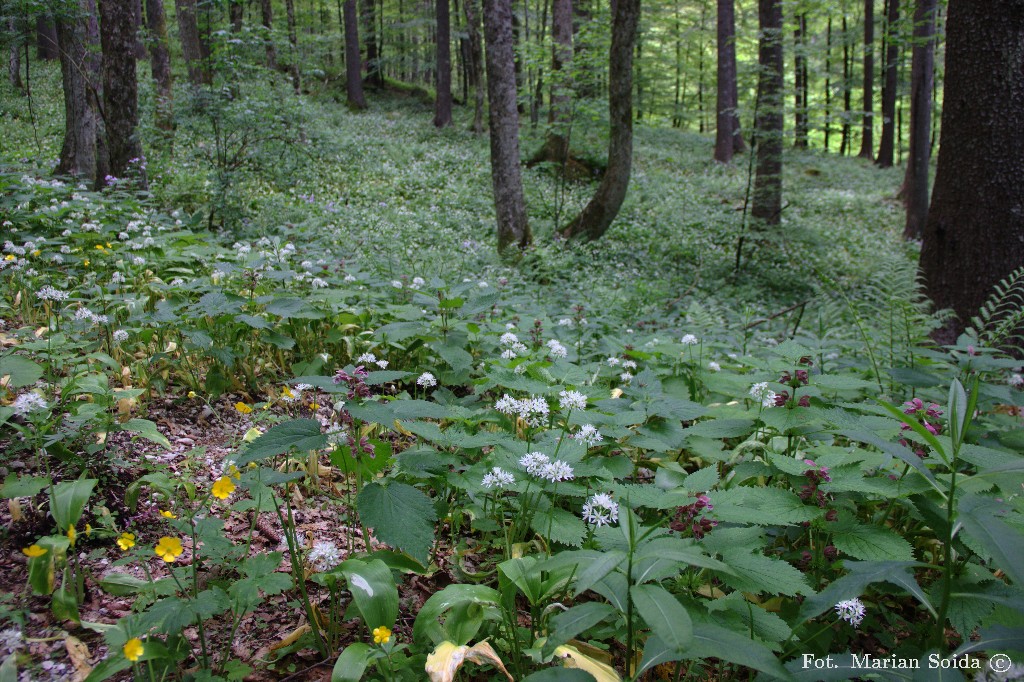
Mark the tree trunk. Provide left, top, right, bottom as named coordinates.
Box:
left=132, top=0, right=147, bottom=56
left=100, top=0, right=145, bottom=186
left=530, top=0, right=572, bottom=164
left=482, top=0, right=531, bottom=254
left=559, top=0, right=640, bottom=241
left=261, top=0, right=278, bottom=68
left=858, top=0, right=874, bottom=158
left=751, top=0, right=783, bottom=227
left=363, top=0, right=383, bottom=86
left=876, top=0, right=899, bottom=166
left=230, top=0, right=244, bottom=31
left=144, top=0, right=174, bottom=132
left=434, top=0, right=453, bottom=126
left=36, top=17, right=58, bottom=60
left=285, top=0, right=301, bottom=93
left=901, top=0, right=936, bottom=239
left=841, top=15, right=851, bottom=155
left=55, top=0, right=104, bottom=183
left=464, top=0, right=485, bottom=133
left=8, top=17, right=23, bottom=92
left=175, top=0, right=212, bottom=84
left=793, top=12, right=808, bottom=148
left=919, top=0, right=1024, bottom=338
left=714, top=0, right=742, bottom=161
left=824, top=15, right=832, bottom=150
left=344, top=0, right=367, bottom=107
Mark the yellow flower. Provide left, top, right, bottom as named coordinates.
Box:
left=95, top=244, right=105, bottom=251
left=309, top=403, right=321, bottom=411
left=225, top=464, right=241, bottom=480
left=160, top=510, right=176, bottom=519
left=212, top=476, right=236, bottom=500
left=154, top=536, right=183, bottom=562
left=234, top=402, right=252, bottom=414
left=187, top=391, right=197, bottom=399
left=67, top=526, right=77, bottom=547
left=123, top=638, right=144, bottom=662
left=85, top=523, right=92, bottom=537
left=31, top=249, right=41, bottom=257
left=84, top=259, right=90, bottom=267
left=372, top=626, right=392, bottom=645
left=105, top=242, right=112, bottom=248
left=281, top=386, right=294, bottom=399
left=3, top=255, right=14, bottom=261
left=22, top=544, right=47, bottom=558
left=117, top=532, right=136, bottom=550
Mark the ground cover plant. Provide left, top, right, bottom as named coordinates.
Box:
left=0, top=62, right=1023, bottom=682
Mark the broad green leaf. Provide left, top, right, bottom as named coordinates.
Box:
left=710, top=487, right=819, bottom=526
left=543, top=602, right=616, bottom=654
left=120, top=419, right=171, bottom=449
left=951, top=624, right=1024, bottom=656
left=532, top=507, right=586, bottom=548
left=799, top=561, right=933, bottom=621
left=718, top=549, right=814, bottom=597
left=412, top=584, right=501, bottom=645
left=957, top=494, right=1024, bottom=585
left=1, top=474, right=50, bottom=499
left=237, top=419, right=328, bottom=465
left=358, top=482, right=436, bottom=564
left=338, top=558, right=399, bottom=630
left=631, top=584, right=692, bottom=653
left=50, top=479, right=97, bottom=531
left=573, top=550, right=626, bottom=597
left=521, top=669, right=594, bottom=682
left=332, top=643, right=374, bottom=682
left=0, top=355, right=43, bottom=388
left=498, top=557, right=543, bottom=605
left=830, top=519, right=915, bottom=561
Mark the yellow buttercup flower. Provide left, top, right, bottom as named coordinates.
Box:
left=67, top=526, right=77, bottom=547
left=22, top=544, right=47, bottom=558
left=84, top=259, right=90, bottom=267
left=117, top=532, right=136, bottom=550
left=4, top=255, right=15, bottom=261
left=85, top=523, right=92, bottom=537
left=282, top=386, right=295, bottom=399
left=160, top=510, right=176, bottom=519
left=123, top=638, right=144, bottom=662
left=212, top=476, right=236, bottom=499
left=309, top=402, right=320, bottom=410
left=372, top=626, right=392, bottom=645
left=225, top=464, right=241, bottom=480
left=95, top=244, right=105, bottom=251
left=187, top=391, right=197, bottom=399
left=234, top=402, right=252, bottom=414
left=31, top=249, right=41, bottom=256
left=154, top=536, right=183, bottom=562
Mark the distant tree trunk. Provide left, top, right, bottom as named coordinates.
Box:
left=55, top=0, right=103, bottom=183
left=8, top=18, right=23, bottom=92
left=697, top=3, right=705, bottom=132
left=793, top=12, right=808, bottom=148
left=344, top=0, right=367, bottom=107
left=559, top=0, right=640, bottom=241
left=261, top=0, right=278, bottom=68
left=901, top=0, right=936, bottom=239
left=482, top=0, right=531, bottom=254
left=919, top=0, right=1024, bottom=338
left=841, top=16, right=851, bottom=154
left=144, top=0, right=174, bottom=132
left=434, top=0, right=453, bottom=126
left=175, top=0, right=211, bottom=84
left=529, top=0, right=572, bottom=164
left=285, top=0, right=300, bottom=92
left=100, top=0, right=145, bottom=186
left=36, top=17, right=58, bottom=60
left=511, top=4, right=524, bottom=113
left=132, top=0, right=147, bottom=56
left=363, top=0, right=383, bottom=86
left=714, top=0, right=742, bottom=162
left=824, top=15, right=832, bottom=150
left=876, top=0, right=899, bottom=166
left=858, top=0, right=874, bottom=158
left=751, top=0, right=783, bottom=227
left=464, top=0, right=485, bottom=133
left=230, top=0, right=244, bottom=31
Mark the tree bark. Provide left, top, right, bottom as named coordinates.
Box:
left=55, top=0, right=104, bottom=183
left=144, top=0, right=173, bottom=132
left=434, top=0, right=453, bottom=126
left=901, top=0, right=936, bottom=239
left=841, top=15, right=851, bottom=155
left=824, top=15, right=832, bottom=150
left=285, top=0, right=301, bottom=93
left=920, top=0, right=1024, bottom=337
left=751, top=0, right=783, bottom=227
left=858, top=0, right=874, bottom=158
left=464, top=0, right=485, bottom=133
left=793, top=12, right=808, bottom=148
left=175, top=0, right=211, bottom=84
left=482, top=0, right=531, bottom=254
left=229, top=0, right=244, bottom=31
left=8, top=17, right=23, bottom=92
left=559, top=0, right=640, bottom=241
left=876, top=0, right=899, bottom=166
left=363, top=0, right=383, bottom=86
left=714, top=0, right=743, bottom=162
left=344, top=0, right=367, bottom=107
left=261, top=0, right=278, bottom=68
left=36, top=17, right=58, bottom=60
left=529, top=0, right=572, bottom=164
left=100, top=0, right=145, bottom=186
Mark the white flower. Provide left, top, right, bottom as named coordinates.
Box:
left=834, top=598, right=866, bottom=627
left=417, top=372, right=437, bottom=387
left=500, top=332, right=519, bottom=346
left=559, top=389, right=587, bottom=412
left=520, top=396, right=549, bottom=426
left=572, top=424, right=603, bottom=447
left=606, top=357, right=620, bottom=367
left=12, top=392, right=48, bottom=415
left=482, top=467, right=515, bottom=489
left=326, top=424, right=347, bottom=445
left=539, top=460, right=574, bottom=483
left=391, top=280, right=403, bottom=289
left=557, top=318, right=573, bottom=327
left=307, top=541, right=342, bottom=572
left=357, top=352, right=377, bottom=364
left=708, top=361, right=721, bottom=372
left=546, top=339, right=568, bottom=358
left=582, top=493, right=619, bottom=526
left=519, top=452, right=550, bottom=475
left=512, top=342, right=528, bottom=355
left=620, top=371, right=633, bottom=384
left=505, top=323, right=516, bottom=330
left=311, top=277, right=329, bottom=289
left=495, top=394, right=519, bottom=415
left=409, top=276, right=425, bottom=290
left=501, top=348, right=518, bottom=360
left=344, top=273, right=357, bottom=282
left=1009, top=373, right=1024, bottom=388
left=36, top=285, right=69, bottom=301
left=749, top=382, right=777, bottom=408
left=621, top=360, right=637, bottom=371
left=0, top=627, right=22, bottom=653
left=680, top=334, right=699, bottom=346
left=376, top=360, right=388, bottom=369
left=113, top=329, right=129, bottom=342
left=111, top=272, right=126, bottom=284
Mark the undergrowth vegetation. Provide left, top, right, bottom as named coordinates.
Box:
left=1, top=65, right=1022, bottom=681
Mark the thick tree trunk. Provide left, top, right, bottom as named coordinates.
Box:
left=876, top=0, right=899, bottom=166
left=901, top=0, right=936, bottom=239
left=36, top=17, right=58, bottom=60
left=100, top=0, right=145, bottom=186
left=793, top=12, right=808, bottom=148
left=8, top=17, right=23, bottom=92
left=559, top=0, right=640, bottom=241
left=434, top=0, right=453, bottom=126
left=344, top=0, right=367, bottom=107
left=714, top=0, right=743, bottom=162
left=751, top=0, right=783, bottom=227
left=858, top=0, right=875, bottom=158
left=920, top=0, right=1024, bottom=337
left=261, top=0, right=278, bottom=69
left=482, top=0, right=531, bottom=254
left=175, top=0, right=211, bottom=84
left=55, top=0, right=104, bottom=183
left=464, top=0, right=485, bottom=133
left=144, top=0, right=173, bottom=132
left=285, top=0, right=300, bottom=92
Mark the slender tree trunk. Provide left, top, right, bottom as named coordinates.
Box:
left=793, top=12, right=808, bottom=148
left=230, top=0, right=244, bottom=31
left=825, top=15, right=832, bottom=151
left=8, top=17, right=24, bottom=92
left=482, top=0, right=532, bottom=254
left=55, top=0, right=103, bottom=182
left=876, top=0, right=899, bottom=166
left=175, top=0, right=211, bottom=84
left=636, top=31, right=644, bottom=122
left=511, top=3, right=524, bottom=113
left=559, top=0, right=641, bottom=241
left=464, top=0, right=485, bottom=133
left=858, top=0, right=874, bottom=157
left=132, top=0, right=147, bottom=56
left=751, top=0, right=783, bottom=227
left=344, top=0, right=367, bottom=107
left=697, top=1, right=706, bottom=132
left=363, top=0, right=383, bottom=86
left=841, top=15, right=851, bottom=155
left=285, top=0, right=301, bottom=92
left=919, top=0, right=1024, bottom=338
left=100, top=0, right=145, bottom=186
left=901, top=0, right=936, bottom=239
left=434, top=0, right=453, bottom=125
left=544, top=0, right=572, bottom=159
left=261, top=0, right=278, bottom=68
left=714, top=0, right=742, bottom=162
left=145, top=0, right=173, bottom=132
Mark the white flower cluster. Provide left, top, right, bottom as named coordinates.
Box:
left=356, top=352, right=389, bottom=369
left=834, top=598, right=866, bottom=627
left=582, top=493, right=619, bottom=527
left=571, top=424, right=603, bottom=447
left=12, top=392, right=48, bottom=415
left=546, top=339, right=568, bottom=358
left=326, top=424, right=348, bottom=445
left=680, top=334, right=699, bottom=346
left=559, top=389, right=587, bottom=412
left=409, top=276, right=426, bottom=290
left=495, top=394, right=549, bottom=427
left=307, top=541, right=342, bottom=572
left=417, top=372, right=437, bottom=387
left=518, top=452, right=574, bottom=483
left=113, top=329, right=130, bottom=343
left=74, top=307, right=109, bottom=325
left=708, top=361, right=721, bottom=372
left=36, top=285, right=69, bottom=302
left=607, top=357, right=620, bottom=367
left=499, top=332, right=529, bottom=360
left=749, top=382, right=777, bottom=408
left=481, top=467, right=515, bottom=489
left=1009, top=373, right=1024, bottom=388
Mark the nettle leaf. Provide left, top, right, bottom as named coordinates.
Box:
left=358, top=482, right=436, bottom=564
left=532, top=507, right=586, bottom=548
left=718, top=549, right=814, bottom=597
left=830, top=518, right=915, bottom=561
left=682, top=418, right=756, bottom=439
left=710, top=487, right=819, bottom=526
left=237, top=419, right=327, bottom=465
left=799, top=561, right=933, bottom=621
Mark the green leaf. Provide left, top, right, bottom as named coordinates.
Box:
left=237, top=419, right=328, bottom=465
left=1, top=474, right=50, bottom=499
left=957, top=494, right=1024, bottom=585
left=120, top=419, right=171, bottom=449
left=358, top=482, right=436, bottom=564
left=572, top=551, right=626, bottom=598
left=718, top=549, right=814, bottom=597
left=681, top=465, right=719, bottom=492
left=533, top=507, right=586, bottom=548
left=0, top=355, right=43, bottom=388
left=631, top=584, right=692, bottom=653
left=331, top=644, right=375, bottom=682
left=338, top=558, right=399, bottom=630
left=951, top=624, right=1024, bottom=656
left=544, top=602, right=616, bottom=654
left=412, top=584, right=501, bottom=645
left=799, top=561, right=933, bottom=621
left=498, top=557, right=544, bottom=605
left=521, top=669, right=594, bottom=682
left=50, top=479, right=97, bottom=531
left=433, top=342, right=473, bottom=372
left=830, top=518, right=915, bottom=561
left=265, top=297, right=322, bottom=319
left=99, top=573, right=176, bottom=597
left=710, top=487, right=818, bottom=526
left=1, top=653, right=17, bottom=682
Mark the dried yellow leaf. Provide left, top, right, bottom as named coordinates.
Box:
left=425, top=641, right=514, bottom=682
